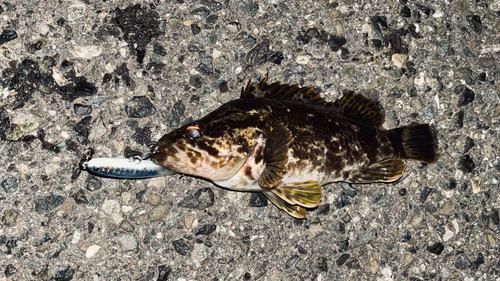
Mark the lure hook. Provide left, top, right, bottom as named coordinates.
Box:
left=78, top=148, right=95, bottom=170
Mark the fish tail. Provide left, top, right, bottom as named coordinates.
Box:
left=390, top=124, right=436, bottom=164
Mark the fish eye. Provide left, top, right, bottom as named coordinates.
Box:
left=186, top=126, right=201, bottom=139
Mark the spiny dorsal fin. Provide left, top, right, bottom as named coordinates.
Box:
left=258, top=124, right=292, bottom=189
left=240, top=77, right=333, bottom=108
left=333, top=91, right=384, bottom=126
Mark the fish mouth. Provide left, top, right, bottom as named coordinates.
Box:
left=164, top=142, right=179, bottom=154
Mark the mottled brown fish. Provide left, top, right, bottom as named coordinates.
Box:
left=150, top=78, right=436, bottom=218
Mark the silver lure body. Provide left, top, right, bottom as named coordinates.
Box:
left=85, top=157, right=175, bottom=179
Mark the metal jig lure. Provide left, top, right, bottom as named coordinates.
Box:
left=79, top=148, right=175, bottom=179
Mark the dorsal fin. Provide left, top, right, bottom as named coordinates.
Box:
left=333, top=91, right=384, bottom=126
left=240, top=78, right=384, bottom=126
left=240, top=77, right=333, bottom=108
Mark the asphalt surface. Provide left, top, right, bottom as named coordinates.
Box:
left=0, top=0, right=499, bottom=280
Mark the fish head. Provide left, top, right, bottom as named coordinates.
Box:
left=151, top=104, right=263, bottom=181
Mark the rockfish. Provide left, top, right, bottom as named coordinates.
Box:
left=150, top=78, right=436, bottom=218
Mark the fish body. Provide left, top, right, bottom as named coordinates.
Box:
left=151, top=78, right=435, bottom=218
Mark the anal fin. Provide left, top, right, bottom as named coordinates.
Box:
left=349, top=159, right=405, bottom=183
left=264, top=191, right=307, bottom=219
left=272, top=181, right=322, bottom=208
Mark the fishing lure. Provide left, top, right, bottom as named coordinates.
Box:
left=79, top=148, right=175, bottom=179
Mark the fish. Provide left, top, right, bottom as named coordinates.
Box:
left=147, top=78, right=436, bottom=218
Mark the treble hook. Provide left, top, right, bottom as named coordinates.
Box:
left=141, top=142, right=159, bottom=160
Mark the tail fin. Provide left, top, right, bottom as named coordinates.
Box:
left=391, top=124, right=436, bottom=163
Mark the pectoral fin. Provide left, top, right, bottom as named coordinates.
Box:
left=271, top=181, right=322, bottom=208
left=263, top=191, right=307, bottom=219
left=349, top=159, right=405, bottom=183
left=258, top=124, right=292, bottom=188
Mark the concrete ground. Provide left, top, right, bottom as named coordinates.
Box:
left=0, top=0, right=499, bottom=280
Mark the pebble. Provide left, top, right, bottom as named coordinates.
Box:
left=268, top=51, right=284, bottom=65
left=353, top=230, right=377, bottom=247
left=458, top=155, right=475, bottom=173
left=487, top=234, right=496, bottom=248
left=145, top=193, right=161, bottom=206
left=4, top=264, right=17, bottom=277
left=490, top=208, right=499, bottom=226
left=172, top=238, right=191, bottom=255
left=66, top=0, right=86, bottom=21
left=398, top=188, right=407, bottom=196
left=316, top=204, right=330, bottom=215
left=1, top=209, right=18, bottom=227
left=125, top=96, right=157, bottom=118
left=466, top=15, right=482, bottom=34
left=11, top=113, right=39, bottom=132
left=88, top=191, right=106, bottom=208
left=0, top=29, right=17, bottom=45
left=192, top=243, right=209, bottom=267
left=157, top=265, right=172, bottom=281
left=73, top=104, right=92, bottom=116
left=1, top=177, right=19, bottom=195
left=179, top=187, right=215, bottom=210
left=454, top=253, right=472, bottom=270
left=194, top=187, right=215, bottom=208
left=203, top=0, right=223, bottom=11
left=400, top=6, right=411, bottom=17
left=72, top=45, right=102, bottom=59
left=438, top=202, right=452, bottom=216
left=285, top=254, right=299, bottom=269
left=148, top=203, right=171, bottom=221
left=85, top=245, right=100, bottom=258
left=34, top=195, right=66, bottom=213
left=165, top=209, right=182, bottom=228
left=178, top=195, right=199, bottom=209
left=193, top=224, right=217, bottom=236
left=5, top=125, right=22, bottom=141
left=315, top=256, right=328, bottom=272
left=248, top=193, right=268, bottom=207
left=237, top=2, right=259, bottom=20
left=119, top=220, right=135, bottom=232
left=427, top=242, right=444, bottom=255
left=189, top=75, right=203, bottom=88
left=336, top=253, right=350, bottom=266
left=85, top=175, right=102, bottom=191
left=457, top=88, right=475, bottom=107
left=470, top=176, right=481, bottom=194
left=477, top=56, right=495, bottom=68
left=419, top=187, right=433, bottom=203
left=101, top=199, right=123, bottom=224
left=190, top=7, right=210, bottom=19
left=227, top=22, right=241, bottom=33
left=87, top=116, right=107, bottom=142
left=398, top=231, right=411, bottom=243
left=246, top=40, right=270, bottom=66
left=370, top=187, right=386, bottom=203
left=463, top=136, right=475, bottom=154
left=50, top=266, right=75, bottom=281
left=391, top=54, right=407, bottom=68
left=335, top=192, right=350, bottom=209
left=117, top=234, right=138, bottom=252
left=296, top=55, right=310, bottom=65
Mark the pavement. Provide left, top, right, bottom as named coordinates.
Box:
left=0, top=0, right=499, bottom=280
